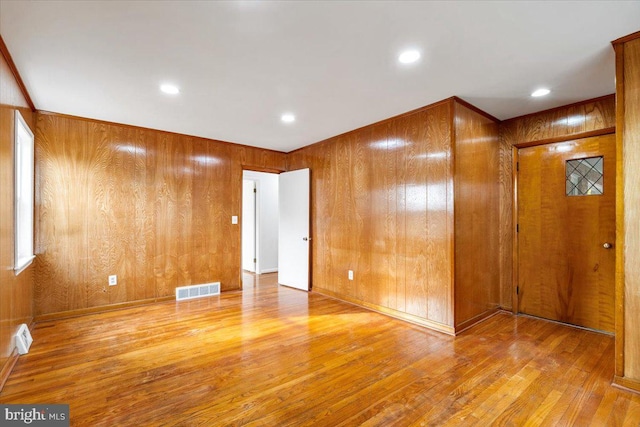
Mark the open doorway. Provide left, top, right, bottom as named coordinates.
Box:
left=242, top=170, right=279, bottom=278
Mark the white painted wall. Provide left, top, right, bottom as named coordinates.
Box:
left=243, top=171, right=279, bottom=273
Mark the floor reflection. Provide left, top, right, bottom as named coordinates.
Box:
left=242, top=270, right=278, bottom=289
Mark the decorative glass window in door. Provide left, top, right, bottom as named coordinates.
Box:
left=566, top=156, right=603, bottom=196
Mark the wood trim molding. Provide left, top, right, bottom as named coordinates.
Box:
left=34, top=296, right=175, bottom=323
left=242, top=166, right=285, bottom=174
left=614, top=42, right=626, bottom=378
left=452, top=96, right=501, bottom=123
left=0, top=348, right=20, bottom=392
left=313, top=288, right=456, bottom=335
left=505, top=94, right=615, bottom=125
left=612, top=30, right=640, bottom=46
left=613, top=376, right=640, bottom=394
left=36, top=110, right=288, bottom=155
left=454, top=307, right=501, bottom=334
left=286, top=98, right=455, bottom=156
left=512, top=146, right=520, bottom=315
left=513, top=127, right=615, bottom=149
left=449, top=99, right=457, bottom=324
left=0, top=34, right=36, bottom=111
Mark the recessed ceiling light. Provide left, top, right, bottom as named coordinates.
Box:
left=160, top=84, right=180, bottom=95
left=281, top=113, right=295, bottom=123
left=398, top=50, right=421, bottom=64
left=531, top=88, right=550, bottom=97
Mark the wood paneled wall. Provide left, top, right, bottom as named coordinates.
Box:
left=5, top=34, right=620, bottom=344
left=499, top=95, right=616, bottom=310
left=288, top=101, right=455, bottom=332
left=34, top=113, right=286, bottom=317
left=500, top=95, right=616, bottom=146
left=287, top=98, right=501, bottom=334
left=0, top=45, right=35, bottom=388
left=454, top=102, right=500, bottom=328
left=613, top=32, right=640, bottom=392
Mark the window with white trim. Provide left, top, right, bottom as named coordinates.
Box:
left=14, top=110, right=35, bottom=274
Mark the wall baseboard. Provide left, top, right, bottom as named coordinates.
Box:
left=34, top=296, right=174, bottom=323
left=314, top=287, right=456, bottom=335
left=260, top=268, right=278, bottom=274
left=613, top=375, right=640, bottom=394
left=0, top=348, right=19, bottom=392
left=454, top=308, right=502, bottom=334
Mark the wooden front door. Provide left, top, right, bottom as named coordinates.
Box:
left=517, top=134, right=615, bottom=332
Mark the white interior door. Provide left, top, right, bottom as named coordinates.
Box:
left=278, top=168, right=310, bottom=291
left=242, top=179, right=256, bottom=272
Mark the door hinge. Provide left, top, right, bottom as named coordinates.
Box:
left=516, top=162, right=519, bottom=172
left=516, top=286, right=519, bottom=295
left=253, top=258, right=256, bottom=263
left=253, top=188, right=257, bottom=193
left=516, top=224, right=519, bottom=233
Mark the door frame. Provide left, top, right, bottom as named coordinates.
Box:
left=242, top=178, right=258, bottom=273
left=511, top=131, right=616, bottom=317
left=512, top=146, right=520, bottom=315
left=239, top=166, right=284, bottom=289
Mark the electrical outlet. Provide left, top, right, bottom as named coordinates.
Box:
left=108, top=275, right=117, bottom=286
left=348, top=270, right=354, bottom=281
left=232, top=215, right=238, bottom=224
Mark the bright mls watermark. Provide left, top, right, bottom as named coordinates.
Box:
left=1, top=405, right=69, bottom=426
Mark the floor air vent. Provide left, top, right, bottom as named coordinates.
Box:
left=176, top=282, right=221, bottom=301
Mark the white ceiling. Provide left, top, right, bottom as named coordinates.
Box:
left=1, top=1, right=639, bottom=152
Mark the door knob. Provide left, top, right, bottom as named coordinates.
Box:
left=303, top=237, right=311, bottom=241
left=603, top=243, right=613, bottom=249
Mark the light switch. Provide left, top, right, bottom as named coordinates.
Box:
left=348, top=270, right=354, bottom=281
left=232, top=216, right=238, bottom=225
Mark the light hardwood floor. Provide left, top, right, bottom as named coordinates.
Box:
left=1, top=273, right=639, bottom=426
